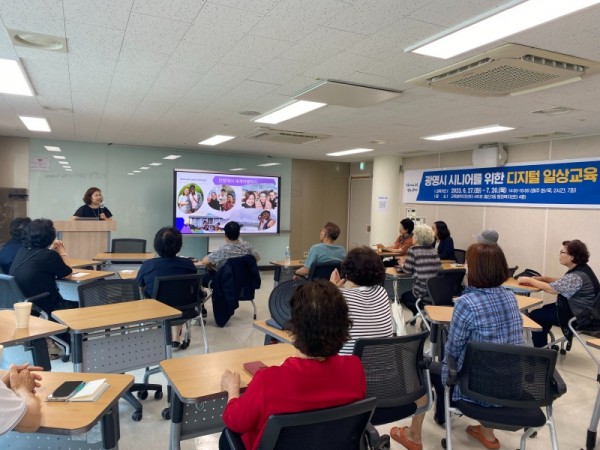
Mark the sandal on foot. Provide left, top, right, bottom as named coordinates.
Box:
left=466, top=425, right=500, bottom=449
left=172, top=341, right=180, bottom=349
left=390, top=427, right=423, bottom=450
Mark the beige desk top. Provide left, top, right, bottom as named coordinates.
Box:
left=441, top=262, right=466, bottom=270
left=502, top=277, right=541, bottom=292
left=52, top=299, right=181, bottom=333
left=65, top=258, right=99, bottom=268
left=515, top=295, right=543, bottom=311
left=93, top=252, right=155, bottom=262
left=270, top=259, right=305, bottom=268
left=384, top=267, right=415, bottom=278
left=587, top=338, right=600, bottom=350
left=161, top=343, right=296, bottom=400
left=0, top=310, right=68, bottom=345
left=29, top=371, right=132, bottom=434
left=424, top=305, right=542, bottom=331
left=63, top=268, right=115, bottom=283
left=253, top=320, right=293, bottom=344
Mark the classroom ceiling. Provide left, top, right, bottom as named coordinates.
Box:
left=1, top=0, right=600, bottom=162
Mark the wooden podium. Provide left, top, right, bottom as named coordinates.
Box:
left=54, top=220, right=116, bottom=260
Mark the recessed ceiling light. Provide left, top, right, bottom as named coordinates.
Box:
left=42, top=106, right=73, bottom=113
left=257, top=162, right=282, bottom=167
left=19, top=116, right=50, bottom=132
left=254, top=100, right=326, bottom=124
left=44, top=146, right=61, bottom=152
left=327, top=148, right=374, bottom=157
left=163, top=155, right=181, bottom=160
left=140, top=167, right=150, bottom=170
left=65, top=168, right=72, bottom=172
left=58, top=161, right=69, bottom=165
left=10, top=29, right=67, bottom=52
left=405, top=0, right=600, bottom=59
left=128, top=173, right=134, bottom=175
left=239, top=110, right=261, bottom=116
left=149, top=162, right=162, bottom=166
left=133, top=170, right=141, bottom=173
left=0, top=59, right=34, bottom=96
left=423, top=125, right=514, bottom=141
left=230, top=168, right=246, bottom=171
left=198, top=135, right=236, bottom=146
left=63, top=166, right=71, bottom=169
left=371, top=140, right=388, bottom=145
left=53, top=155, right=66, bottom=160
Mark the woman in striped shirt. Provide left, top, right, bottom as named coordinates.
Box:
left=331, top=246, right=394, bottom=355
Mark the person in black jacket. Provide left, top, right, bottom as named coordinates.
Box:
left=0, top=217, right=31, bottom=274
left=432, top=221, right=455, bottom=260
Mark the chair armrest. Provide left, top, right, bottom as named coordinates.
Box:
left=552, top=369, right=567, bottom=398
left=25, top=292, right=50, bottom=318
left=420, top=354, right=432, bottom=370
left=446, top=354, right=458, bottom=385
left=224, top=428, right=245, bottom=450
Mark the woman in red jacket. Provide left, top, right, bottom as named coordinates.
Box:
left=219, top=280, right=367, bottom=450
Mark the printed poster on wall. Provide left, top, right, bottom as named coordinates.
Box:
left=403, top=158, right=600, bottom=209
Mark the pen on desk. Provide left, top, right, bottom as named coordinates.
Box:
left=66, top=382, right=86, bottom=403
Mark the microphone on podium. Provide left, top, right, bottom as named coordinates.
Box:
left=99, top=203, right=104, bottom=220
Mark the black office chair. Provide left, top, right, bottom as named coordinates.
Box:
left=111, top=238, right=147, bottom=253
left=508, top=265, right=519, bottom=278
left=268, top=279, right=308, bottom=329
left=442, top=341, right=566, bottom=450
left=353, top=332, right=432, bottom=449
left=223, top=397, right=377, bottom=450
left=0, top=274, right=68, bottom=367
left=307, top=261, right=341, bottom=281
left=453, top=249, right=466, bottom=264
left=77, top=278, right=163, bottom=422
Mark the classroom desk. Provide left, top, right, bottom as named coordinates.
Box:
left=0, top=310, right=68, bottom=371
left=52, top=299, right=181, bottom=373
left=253, top=319, right=293, bottom=344
left=65, top=257, right=101, bottom=269
left=270, top=259, right=304, bottom=286
left=0, top=371, right=134, bottom=450
left=587, top=338, right=600, bottom=350
left=58, top=268, right=116, bottom=301
left=502, top=277, right=542, bottom=295
left=441, top=262, right=466, bottom=270
left=160, top=343, right=297, bottom=450
left=384, top=267, right=415, bottom=302
left=93, top=252, right=156, bottom=263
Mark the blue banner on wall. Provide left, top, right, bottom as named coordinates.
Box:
left=403, top=159, right=600, bottom=208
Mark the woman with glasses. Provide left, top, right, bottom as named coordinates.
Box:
left=518, top=239, right=600, bottom=347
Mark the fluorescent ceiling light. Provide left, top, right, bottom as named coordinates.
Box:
left=199, top=135, right=235, bottom=146
left=128, top=173, right=134, bottom=175
left=406, top=0, right=600, bottom=59
left=58, top=161, right=69, bottom=165
left=163, top=155, right=181, bottom=160
left=65, top=169, right=72, bottom=172
left=258, top=162, right=281, bottom=167
left=327, top=148, right=374, bottom=157
left=63, top=166, right=71, bottom=169
left=254, top=100, right=326, bottom=124
left=133, top=170, right=141, bottom=173
left=140, top=167, right=150, bottom=170
left=0, top=59, right=34, bottom=96
left=52, top=155, right=65, bottom=160
left=149, top=162, right=162, bottom=166
left=19, top=116, right=50, bottom=132
left=44, top=146, right=61, bottom=152
left=423, top=125, right=514, bottom=141
left=230, top=168, right=245, bottom=171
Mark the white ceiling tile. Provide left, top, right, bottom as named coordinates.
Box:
left=221, top=35, right=292, bottom=69
left=283, top=26, right=365, bottom=63
left=0, top=0, right=64, bottom=36
left=132, top=0, right=206, bottom=22
left=63, top=0, right=134, bottom=30
left=166, top=41, right=220, bottom=72
left=123, top=12, right=190, bottom=54
left=65, top=21, right=124, bottom=60
left=115, top=47, right=169, bottom=76
left=210, top=0, right=280, bottom=14
left=326, top=0, right=417, bottom=35
left=153, top=67, right=203, bottom=92
left=249, top=57, right=306, bottom=85
left=407, top=1, right=505, bottom=28
left=201, top=64, right=255, bottom=87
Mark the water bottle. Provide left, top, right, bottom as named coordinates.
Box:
left=284, top=246, right=291, bottom=266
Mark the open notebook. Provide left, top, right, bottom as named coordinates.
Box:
left=70, top=379, right=109, bottom=402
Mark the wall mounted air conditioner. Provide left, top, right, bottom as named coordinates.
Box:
left=246, top=128, right=330, bottom=144
left=406, top=44, right=600, bottom=97
left=472, top=144, right=507, bottom=167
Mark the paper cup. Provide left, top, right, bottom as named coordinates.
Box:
left=14, top=302, right=32, bottom=328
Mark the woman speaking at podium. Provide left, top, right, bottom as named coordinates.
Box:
left=72, top=187, right=113, bottom=220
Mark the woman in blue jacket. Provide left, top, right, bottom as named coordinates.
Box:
left=432, top=221, right=455, bottom=260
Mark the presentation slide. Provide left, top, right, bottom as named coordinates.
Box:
left=174, top=169, right=280, bottom=235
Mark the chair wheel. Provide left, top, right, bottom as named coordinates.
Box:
left=60, top=354, right=70, bottom=363
left=560, top=348, right=567, bottom=355
left=551, top=345, right=559, bottom=351
left=154, top=390, right=163, bottom=400
left=566, top=342, right=572, bottom=351
left=132, top=410, right=143, bottom=421
left=441, top=438, right=447, bottom=449
left=179, top=340, right=190, bottom=350
left=161, top=408, right=171, bottom=420
left=137, top=390, right=148, bottom=400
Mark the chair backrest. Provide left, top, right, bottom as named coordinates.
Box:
left=151, top=274, right=202, bottom=312
left=459, top=341, right=558, bottom=408
left=268, top=279, right=308, bottom=328
left=437, top=268, right=466, bottom=298
left=77, top=279, right=141, bottom=307
left=0, top=273, right=26, bottom=308
left=307, top=261, right=341, bottom=281
left=111, top=238, right=147, bottom=253
left=427, top=275, right=457, bottom=306
left=353, top=332, right=429, bottom=425
left=508, top=266, right=519, bottom=278
left=258, top=397, right=377, bottom=450
left=453, top=249, right=466, bottom=264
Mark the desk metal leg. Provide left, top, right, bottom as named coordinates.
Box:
left=170, top=392, right=183, bottom=450
left=587, top=384, right=600, bottom=449
left=29, top=338, right=52, bottom=371
left=101, top=406, right=120, bottom=450
left=72, top=333, right=84, bottom=372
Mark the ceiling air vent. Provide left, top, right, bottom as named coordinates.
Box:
left=517, top=131, right=573, bottom=140
left=407, top=44, right=600, bottom=97
left=246, top=128, right=330, bottom=144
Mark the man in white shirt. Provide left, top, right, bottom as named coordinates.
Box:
left=0, top=363, right=42, bottom=435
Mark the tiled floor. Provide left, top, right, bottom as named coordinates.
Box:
left=42, top=273, right=600, bottom=449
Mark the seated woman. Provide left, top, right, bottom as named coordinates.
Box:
left=219, top=280, right=366, bottom=450
left=0, top=217, right=31, bottom=274
left=136, top=226, right=198, bottom=349
left=432, top=220, right=455, bottom=260
left=377, top=218, right=415, bottom=267
left=330, top=246, right=394, bottom=354
left=519, top=239, right=600, bottom=347
left=392, top=243, right=522, bottom=450
left=399, top=224, right=442, bottom=315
